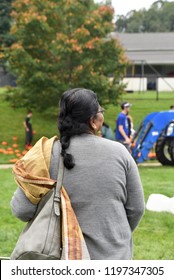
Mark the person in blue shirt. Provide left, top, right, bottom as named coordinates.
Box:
left=115, top=102, right=132, bottom=152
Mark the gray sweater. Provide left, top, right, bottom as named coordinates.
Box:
left=11, top=134, right=145, bottom=260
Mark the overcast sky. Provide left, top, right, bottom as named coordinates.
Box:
left=111, top=0, right=174, bottom=16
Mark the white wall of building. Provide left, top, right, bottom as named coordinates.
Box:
left=122, top=77, right=174, bottom=92
left=157, top=78, right=174, bottom=92
left=123, top=78, right=147, bottom=92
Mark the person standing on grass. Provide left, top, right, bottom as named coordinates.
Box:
left=11, top=88, right=144, bottom=260
left=115, top=102, right=132, bottom=153
left=23, top=110, right=33, bottom=149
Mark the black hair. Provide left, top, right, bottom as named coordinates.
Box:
left=58, top=88, right=99, bottom=169
left=121, top=102, right=130, bottom=110
left=102, top=122, right=109, bottom=128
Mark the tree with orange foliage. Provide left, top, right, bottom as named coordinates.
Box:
left=5, top=0, right=128, bottom=110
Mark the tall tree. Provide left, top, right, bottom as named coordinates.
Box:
left=115, top=0, right=174, bottom=33
left=4, top=0, right=128, bottom=111
left=160, top=1, right=174, bottom=31
left=0, top=0, right=15, bottom=63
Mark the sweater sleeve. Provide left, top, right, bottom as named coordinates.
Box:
left=10, top=140, right=59, bottom=222
left=10, top=188, right=37, bottom=222
left=125, top=156, right=145, bottom=231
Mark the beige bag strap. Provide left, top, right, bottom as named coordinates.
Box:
left=54, top=140, right=64, bottom=216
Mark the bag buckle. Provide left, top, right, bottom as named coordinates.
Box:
left=54, top=195, right=60, bottom=216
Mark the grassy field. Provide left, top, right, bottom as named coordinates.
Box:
left=0, top=88, right=174, bottom=164
left=0, top=88, right=58, bottom=163
left=0, top=169, right=23, bottom=257
left=0, top=166, right=174, bottom=259
left=0, top=87, right=174, bottom=259
left=134, top=166, right=174, bottom=259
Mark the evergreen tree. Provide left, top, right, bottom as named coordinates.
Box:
left=0, top=0, right=15, bottom=65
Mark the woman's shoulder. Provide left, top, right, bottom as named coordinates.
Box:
left=98, top=136, right=125, bottom=149
left=99, top=137, right=133, bottom=161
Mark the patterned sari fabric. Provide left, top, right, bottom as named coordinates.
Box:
left=61, top=187, right=90, bottom=260
left=12, top=136, right=90, bottom=260
left=13, top=136, right=57, bottom=204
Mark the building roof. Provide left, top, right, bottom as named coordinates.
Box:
left=110, top=32, right=174, bottom=65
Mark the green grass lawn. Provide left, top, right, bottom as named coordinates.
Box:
left=0, top=88, right=58, bottom=163
left=0, top=166, right=174, bottom=259
left=0, top=169, right=23, bottom=257
left=1, top=88, right=174, bottom=164
left=133, top=166, right=174, bottom=260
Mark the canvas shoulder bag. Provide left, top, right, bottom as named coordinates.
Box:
left=10, top=141, right=64, bottom=260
